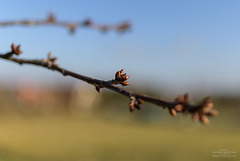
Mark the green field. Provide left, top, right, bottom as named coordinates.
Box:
left=0, top=114, right=238, bottom=161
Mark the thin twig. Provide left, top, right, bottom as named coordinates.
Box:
left=0, top=13, right=131, bottom=33
left=0, top=44, right=218, bottom=124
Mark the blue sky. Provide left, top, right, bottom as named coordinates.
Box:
left=1, top=0, right=240, bottom=95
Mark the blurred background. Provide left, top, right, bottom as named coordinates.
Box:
left=0, top=0, right=239, bottom=161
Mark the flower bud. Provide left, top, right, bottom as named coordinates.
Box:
left=129, top=101, right=135, bottom=112
left=122, top=81, right=130, bottom=86
left=137, top=99, right=144, bottom=104
left=170, top=108, right=176, bottom=117
left=200, top=115, right=209, bottom=125
left=192, top=112, right=199, bottom=121
left=184, top=93, right=190, bottom=102
left=207, top=110, right=219, bottom=117
left=175, top=104, right=183, bottom=112
left=95, top=86, right=101, bottom=93
left=177, top=95, right=185, bottom=104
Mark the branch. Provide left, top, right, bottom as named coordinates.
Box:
left=0, top=13, right=131, bottom=33
left=0, top=44, right=218, bottom=124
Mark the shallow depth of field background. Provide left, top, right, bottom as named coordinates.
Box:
left=0, top=1, right=240, bottom=161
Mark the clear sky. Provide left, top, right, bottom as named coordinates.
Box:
left=1, top=0, right=240, bottom=95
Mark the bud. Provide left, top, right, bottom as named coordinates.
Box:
left=129, top=101, right=135, bottom=112
left=192, top=112, right=199, bottom=121
left=207, top=103, right=214, bottom=109
left=202, top=97, right=211, bottom=107
left=121, top=73, right=127, bottom=80
left=175, top=104, right=183, bottom=112
left=200, top=115, right=209, bottom=125
left=100, top=26, right=109, bottom=32
left=207, top=110, right=219, bottom=117
left=203, top=103, right=214, bottom=113
left=11, top=43, right=15, bottom=51
left=11, top=43, right=22, bottom=55
left=137, top=99, right=144, bottom=104
left=177, top=95, right=185, bottom=104
left=83, top=19, right=92, bottom=26
left=120, top=69, right=124, bottom=74
left=170, top=108, right=176, bottom=117
left=47, top=13, right=56, bottom=23
left=68, top=24, right=76, bottom=34
left=184, top=93, right=190, bottom=102
left=116, top=22, right=131, bottom=32
left=125, top=75, right=130, bottom=80
left=115, top=71, right=121, bottom=80
left=95, top=86, right=101, bottom=93
left=51, top=57, right=58, bottom=64
left=16, top=45, right=23, bottom=55
left=134, top=104, right=141, bottom=110
left=122, top=81, right=130, bottom=86
left=47, top=52, right=52, bottom=61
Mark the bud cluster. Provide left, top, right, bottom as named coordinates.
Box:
left=83, top=19, right=93, bottom=26
left=11, top=43, right=23, bottom=55
left=114, top=69, right=130, bottom=86
left=167, top=93, right=190, bottom=117
left=46, top=13, right=56, bottom=23
left=116, top=22, right=131, bottom=32
left=46, top=52, right=58, bottom=68
left=129, top=96, right=144, bottom=112
left=168, top=93, right=218, bottom=124
left=192, top=97, right=218, bottom=124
